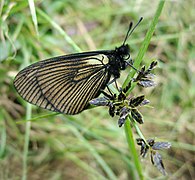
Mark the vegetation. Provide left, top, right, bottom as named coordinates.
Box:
left=0, top=0, right=194, bottom=179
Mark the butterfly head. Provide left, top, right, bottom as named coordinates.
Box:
left=117, top=44, right=130, bottom=57
left=116, top=44, right=130, bottom=70
left=117, top=17, right=143, bottom=70
left=113, top=44, right=130, bottom=71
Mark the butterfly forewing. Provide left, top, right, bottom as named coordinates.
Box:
left=14, top=53, right=110, bottom=114
left=14, top=61, right=58, bottom=111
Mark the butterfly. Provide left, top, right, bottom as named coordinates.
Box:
left=14, top=17, right=143, bottom=115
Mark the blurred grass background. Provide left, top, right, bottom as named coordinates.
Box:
left=0, top=0, right=195, bottom=179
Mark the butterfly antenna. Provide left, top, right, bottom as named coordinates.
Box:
left=123, top=17, right=143, bottom=45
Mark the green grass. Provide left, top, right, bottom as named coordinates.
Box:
left=122, top=2, right=165, bottom=180
left=0, top=0, right=195, bottom=180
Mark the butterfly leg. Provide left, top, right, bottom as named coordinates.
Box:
left=101, top=90, right=113, bottom=100
left=107, top=77, right=120, bottom=92
left=126, top=58, right=141, bottom=72
left=114, top=79, right=120, bottom=91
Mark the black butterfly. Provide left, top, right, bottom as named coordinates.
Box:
left=14, top=18, right=143, bottom=115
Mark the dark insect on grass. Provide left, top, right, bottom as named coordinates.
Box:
left=14, top=18, right=143, bottom=115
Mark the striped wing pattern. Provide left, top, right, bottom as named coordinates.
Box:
left=14, top=54, right=109, bottom=114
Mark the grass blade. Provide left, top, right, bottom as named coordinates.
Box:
left=22, top=104, right=32, bottom=180
left=123, top=1, right=165, bottom=179
left=28, top=0, right=39, bottom=36
left=37, top=8, right=81, bottom=52
left=123, top=1, right=165, bottom=96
